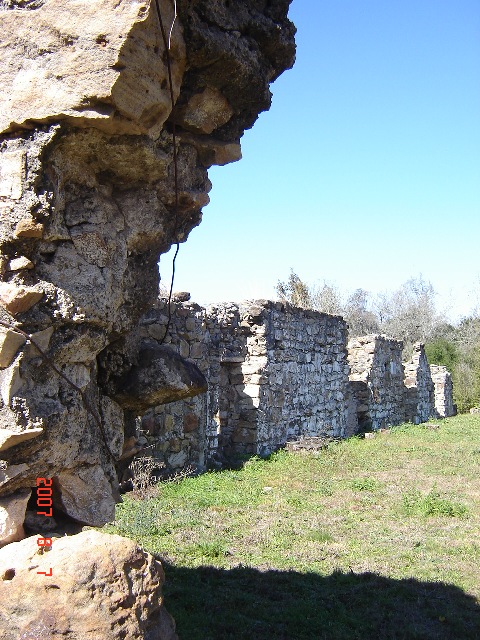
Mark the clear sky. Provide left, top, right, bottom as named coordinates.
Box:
left=160, top=0, right=480, bottom=321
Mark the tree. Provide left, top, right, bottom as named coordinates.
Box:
left=374, top=276, right=443, bottom=355
left=310, top=282, right=343, bottom=316
left=424, top=337, right=458, bottom=372
left=276, top=270, right=313, bottom=309
left=277, top=271, right=344, bottom=315
left=343, top=288, right=379, bottom=337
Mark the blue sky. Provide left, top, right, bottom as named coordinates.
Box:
left=161, top=0, right=480, bottom=320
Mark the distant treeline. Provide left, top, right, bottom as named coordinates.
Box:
left=276, top=271, right=480, bottom=412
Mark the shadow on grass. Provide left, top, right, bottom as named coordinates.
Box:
left=161, top=563, right=480, bottom=640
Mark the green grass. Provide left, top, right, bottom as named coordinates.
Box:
left=103, top=414, right=480, bottom=639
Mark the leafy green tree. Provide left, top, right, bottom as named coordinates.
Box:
left=425, top=338, right=458, bottom=371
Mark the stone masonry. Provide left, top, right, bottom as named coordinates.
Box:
left=347, top=335, right=407, bottom=431
left=404, top=343, right=436, bottom=424
left=128, top=318, right=457, bottom=477
left=430, top=365, right=456, bottom=417
left=133, top=297, right=355, bottom=474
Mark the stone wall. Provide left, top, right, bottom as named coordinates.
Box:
left=347, top=335, right=406, bottom=431
left=404, top=343, right=436, bottom=423
left=134, top=298, right=354, bottom=473
left=430, top=365, right=456, bottom=418
left=128, top=320, right=458, bottom=479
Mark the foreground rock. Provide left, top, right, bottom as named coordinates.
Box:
left=0, top=530, right=178, bottom=640
left=0, top=0, right=295, bottom=529
left=105, top=341, right=208, bottom=412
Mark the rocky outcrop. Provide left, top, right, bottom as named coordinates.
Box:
left=0, top=0, right=295, bottom=530
left=0, top=530, right=178, bottom=640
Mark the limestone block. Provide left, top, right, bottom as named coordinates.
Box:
left=148, top=323, right=167, bottom=341
left=183, top=413, right=199, bottom=433
left=7, top=256, right=34, bottom=271
left=109, top=343, right=207, bottom=413
left=0, top=360, right=23, bottom=405
left=13, top=219, right=44, bottom=238
left=0, top=463, right=29, bottom=489
left=0, top=327, right=26, bottom=368
left=26, top=325, right=54, bottom=354
left=179, top=339, right=190, bottom=359
left=0, top=427, right=43, bottom=453
left=168, top=449, right=188, bottom=469
left=53, top=465, right=116, bottom=526
left=0, top=488, right=31, bottom=547
left=185, top=317, right=196, bottom=332
left=196, top=137, right=242, bottom=167
left=0, top=0, right=186, bottom=138
left=0, top=531, right=178, bottom=640
left=0, top=282, right=43, bottom=316
left=176, top=87, right=233, bottom=134
left=241, top=358, right=267, bottom=375
left=190, top=342, right=205, bottom=359
left=0, top=148, right=24, bottom=200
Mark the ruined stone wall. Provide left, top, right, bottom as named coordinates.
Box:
left=403, top=343, right=435, bottom=423
left=348, top=335, right=406, bottom=431
left=135, top=298, right=354, bottom=472
left=255, top=302, right=354, bottom=452
left=136, top=299, right=247, bottom=473
left=130, top=313, right=458, bottom=478
left=430, top=365, right=456, bottom=418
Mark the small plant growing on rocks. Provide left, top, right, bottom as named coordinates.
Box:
left=128, top=456, right=162, bottom=499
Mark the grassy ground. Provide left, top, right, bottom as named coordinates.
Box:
left=104, top=414, right=480, bottom=639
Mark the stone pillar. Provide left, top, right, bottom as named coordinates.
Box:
left=403, top=343, right=435, bottom=423
left=430, top=365, right=456, bottom=417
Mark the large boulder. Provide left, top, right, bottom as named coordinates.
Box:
left=0, top=530, right=178, bottom=640
left=0, top=0, right=295, bottom=529
left=105, top=341, right=208, bottom=413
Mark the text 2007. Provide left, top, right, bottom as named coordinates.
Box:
left=36, top=477, right=53, bottom=577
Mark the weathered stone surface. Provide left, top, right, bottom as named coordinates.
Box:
left=7, top=256, right=34, bottom=271
left=0, top=530, right=178, bottom=640
left=0, top=488, right=30, bottom=546
left=0, top=0, right=185, bottom=138
left=0, top=282, right=43, bottom=315
left=430, top=364, right=456, bottom=418
left=0, top=0, right=296, bottom=531
left=404, top=343, right=435, bottom=424
left=13, top=218, right=44, bottom=238
left=0, top=327, right=26, bottom=368
left=348, top=335, right=406, bottom=431
left=175, top=86, right=234, bottom=134
left=53, top=465, right=117, bottom=526
left=178, top=132, right=242, bottom=167
left=0, top=427, right=43, bottom=452
left=109, top=342, right=208, bottom=413
left=0, top=462, right=29, bottom=488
